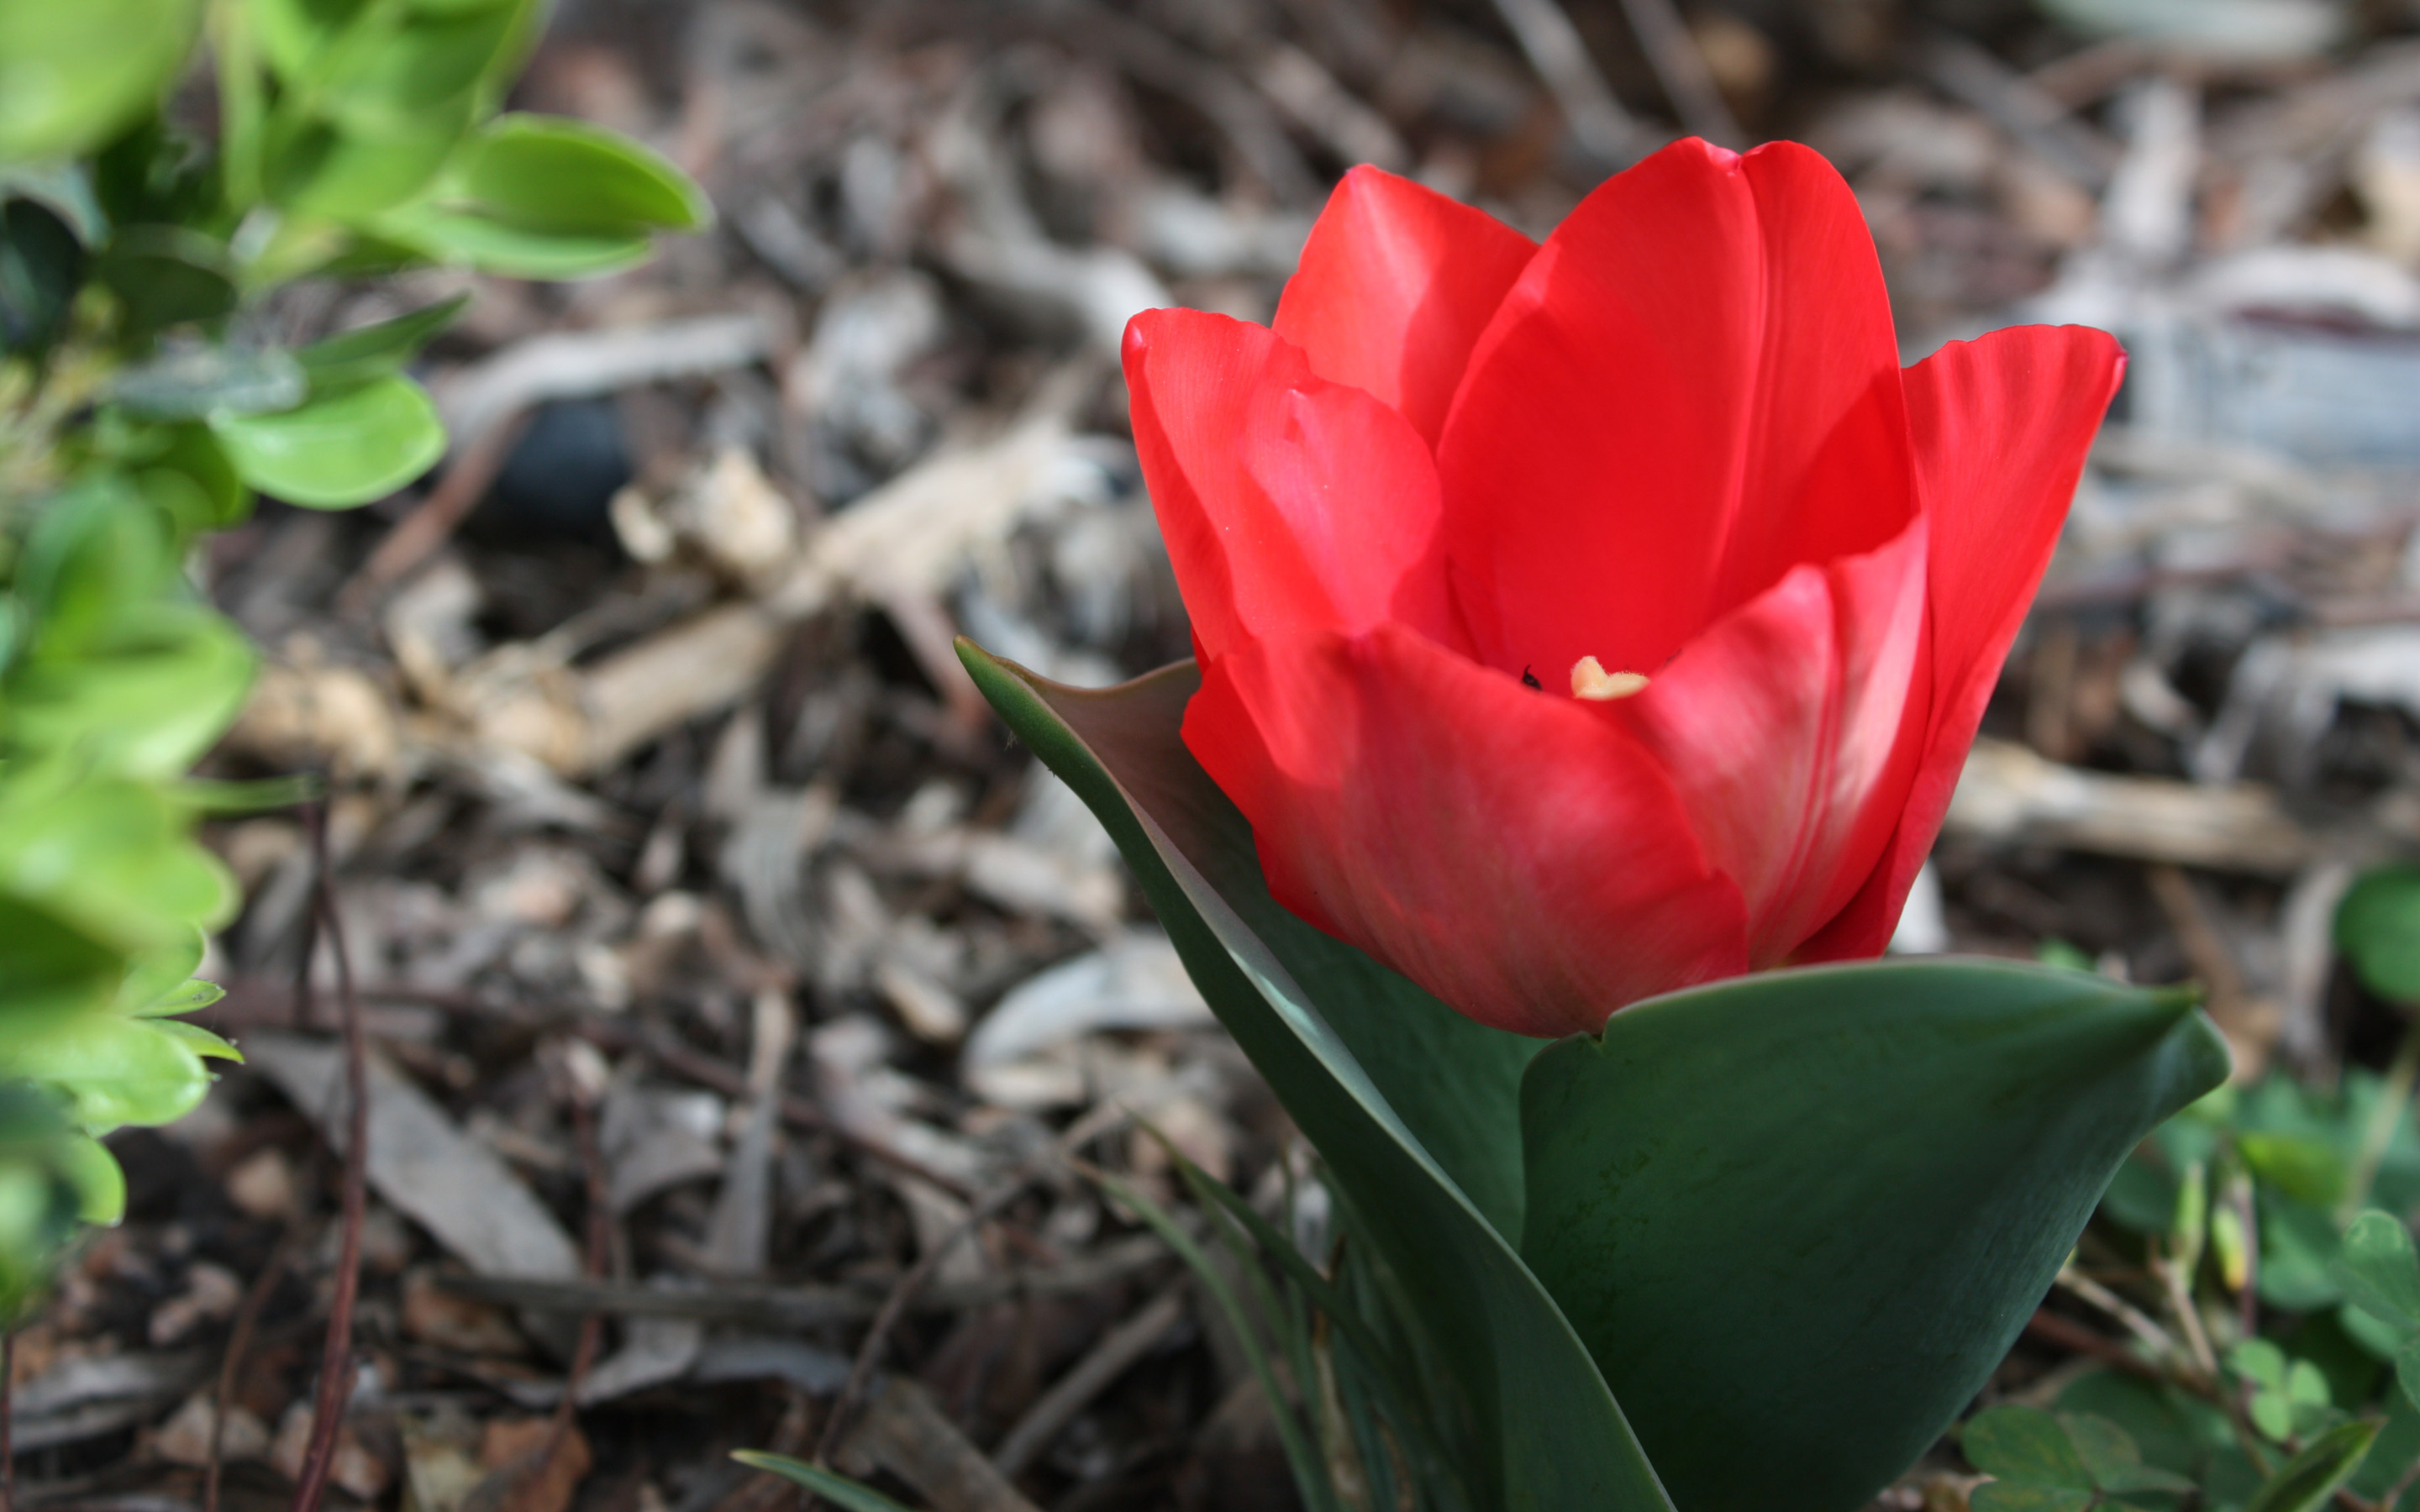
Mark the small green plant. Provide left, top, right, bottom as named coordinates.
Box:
left=0, top=0, right=705, bottom=1318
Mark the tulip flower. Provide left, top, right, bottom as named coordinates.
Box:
left=1124, top=139, right=2123, bottom=1038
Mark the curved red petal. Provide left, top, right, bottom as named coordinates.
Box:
left=1435, top=138, right=1916, bottom=685
left=1123, top=309, right=1455, bottom=661
left=1796, top=324, right=2125, bottom=961
left=1616, top=515, right=1929, bottom=966
left=1184, top=625, right=1748, bottom=1038
left=1273, top=166, right=1539, bottom=447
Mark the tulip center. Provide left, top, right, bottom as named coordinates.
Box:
left=1570, top=657, right=1649, bottom=701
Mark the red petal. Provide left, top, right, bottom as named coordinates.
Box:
left=1123, top=310, right=1456, bottom=661
left=1797, top=325, right=2125, bottom=960
left=1613, top=517, right=1929, bottom=966
left=1185, top=624, right=1748, bottom=1038
left=1273, top=166, right=1539, bottom=447
left=1435, top=139, right=1917, bottom=685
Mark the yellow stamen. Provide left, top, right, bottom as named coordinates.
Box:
left=1570, top=656, right=1649, bottom=701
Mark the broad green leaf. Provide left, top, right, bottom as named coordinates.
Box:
left=0, top=768, right=239, bottom=951
left=51, top=1128, right=124, bottom=1224
left=376, top=113, right=708, bottom=277
left=2238, top=1131, right=2349, bottom=1209
left=297, top=293, right=468, bottom=389
left=0, top=895, right=123, bottom=1024
left=0, top=0, right=199, bottom=162
left=4, top=1005, right=216, bottom=1132
left=1964, top=1405, right=2095, bottom=1489
left=2397, top=1336, right=2420, bottom=1415
left=959, top=645, right=1672, bottom=1512
left=1522, top=961, right=2227, bottom=1512
left=446, top=113, right=708, bottom=233
left=2242, top=1420, right=2379, bottom=1512
left=2338, top=866, right=2420, bottom=1005
left=730, top=1453, right=917, bottom=1512
left=2334, top=1211, right=2420, bottom=1333
left=5, top=601, right=256, bottom=777
left=210, top=371, right=444, bottom=506
left=111, top=344, right=308, bottom=420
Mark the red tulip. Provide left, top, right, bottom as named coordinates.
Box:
left=1124, top=139, right=2123, bottom=1038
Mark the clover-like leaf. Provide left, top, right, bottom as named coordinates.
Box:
left=2333, top=1211, right=2420, bottom=1335
left=2338, top=866, right=2420, bottom=1006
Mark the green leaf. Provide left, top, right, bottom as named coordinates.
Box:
left=4, top=1006, right=216, bottom=1133
left=0, top=895, right=124, bottom=1025
left=2065, top=1412, right=2196, bottom=1494
left=92, top=224, right=238, bottom=342
left=2334, top=1211, right=2420, bottom=1333
left=376, top=113, right=708, bottom=278
left=263, top=111, right=467, bottom=221
left=1965, top=1405, right=2096, bottom=1489
left=111, top=344, right=308, bottom=420
left=729, top=1453, right=918, bottom=1512
left=2242, top=1420, right=2380, bottom=1512
left=296, top=293, right=467, bottom=389
left=0, top=0, right=200, bottom=162
left=1521, top=961, right=2228, bottom=1512
left=2338, top=867, right=2420, bottom=1005
left=0, top=197, right=85, bottom=355
left=209, top=371, right=444, bottom=506
left=2396, top=1336, right=2420, bottom=1415
left=444, top=113, right=708, bottom=233
left=957, top=646, right=1673, bottom=1512
left=1970, top=1487, right=2094, bottom=1512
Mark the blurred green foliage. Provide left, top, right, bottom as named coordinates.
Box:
left=0, top=0, right=704, bottom=1322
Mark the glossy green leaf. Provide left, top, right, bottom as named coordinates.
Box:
left=1521, top=959, right=2228, bottom=1512
left=4, top=1006, right=216, bottom=1132
left=209, top=371, right=444, bottom=506
left=2333, top=1211, right=2420, bottom=1334
left=297, top=293, right=468, bottom=389
left=377, top=113, right=708, bottom=278
left=2242, top=1420, right=2380, bottom=1512
left=0, top=0, right=200, bottom=162
left=5, top=601, right=256, bottom=777
left=2338, top=866, right=2420, bottom=1005
left=448, top=113, right=708, bottom=232
left=729, top=1453, right=916, bottom=1512
left=0, top=769, right=239, bottom=952
left=958, top=645, right=1672, bottom=1512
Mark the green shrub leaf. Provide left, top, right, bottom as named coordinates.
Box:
left=210, top=371, right=445, bottom=506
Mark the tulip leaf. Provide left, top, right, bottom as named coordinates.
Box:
left=1520, top=959, right=2229, bottom=1512
left=957, top=643, right=1673, bottom=1512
